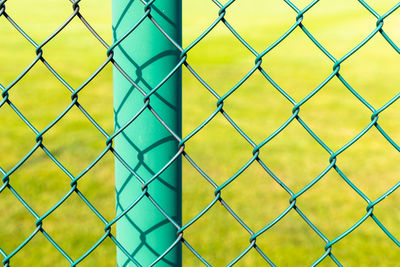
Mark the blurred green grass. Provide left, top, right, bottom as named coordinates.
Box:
left=1, top=0, right=400, bottom=266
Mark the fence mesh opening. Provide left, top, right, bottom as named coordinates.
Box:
left=1, top=0, right=400, bottom=266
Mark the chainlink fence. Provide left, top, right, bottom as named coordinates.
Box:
left=1, top=0, right=400, bottom=266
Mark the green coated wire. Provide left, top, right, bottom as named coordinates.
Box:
left=0, top=0, right=399, bottom=266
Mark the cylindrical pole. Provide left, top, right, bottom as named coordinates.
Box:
left=112, top=0, right=182, bottom=266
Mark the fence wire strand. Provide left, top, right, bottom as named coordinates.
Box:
left=1, top=0, right=400, bottom=266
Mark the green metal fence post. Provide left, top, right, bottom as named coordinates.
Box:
left=112, top=0, right=182, bottom=266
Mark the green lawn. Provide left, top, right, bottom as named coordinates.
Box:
left=1, top=0, right=400, bottom=266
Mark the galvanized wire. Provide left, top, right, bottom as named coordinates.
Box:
left=1, top=0, right=400, bottom=266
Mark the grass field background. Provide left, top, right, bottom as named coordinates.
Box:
left=1, top=0, right=400, bottom=266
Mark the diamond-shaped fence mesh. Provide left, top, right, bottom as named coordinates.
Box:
left=1, top=0, right=400, bottom=266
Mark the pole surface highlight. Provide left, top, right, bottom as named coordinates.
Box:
left=112, top=0, right=182, bottom=266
